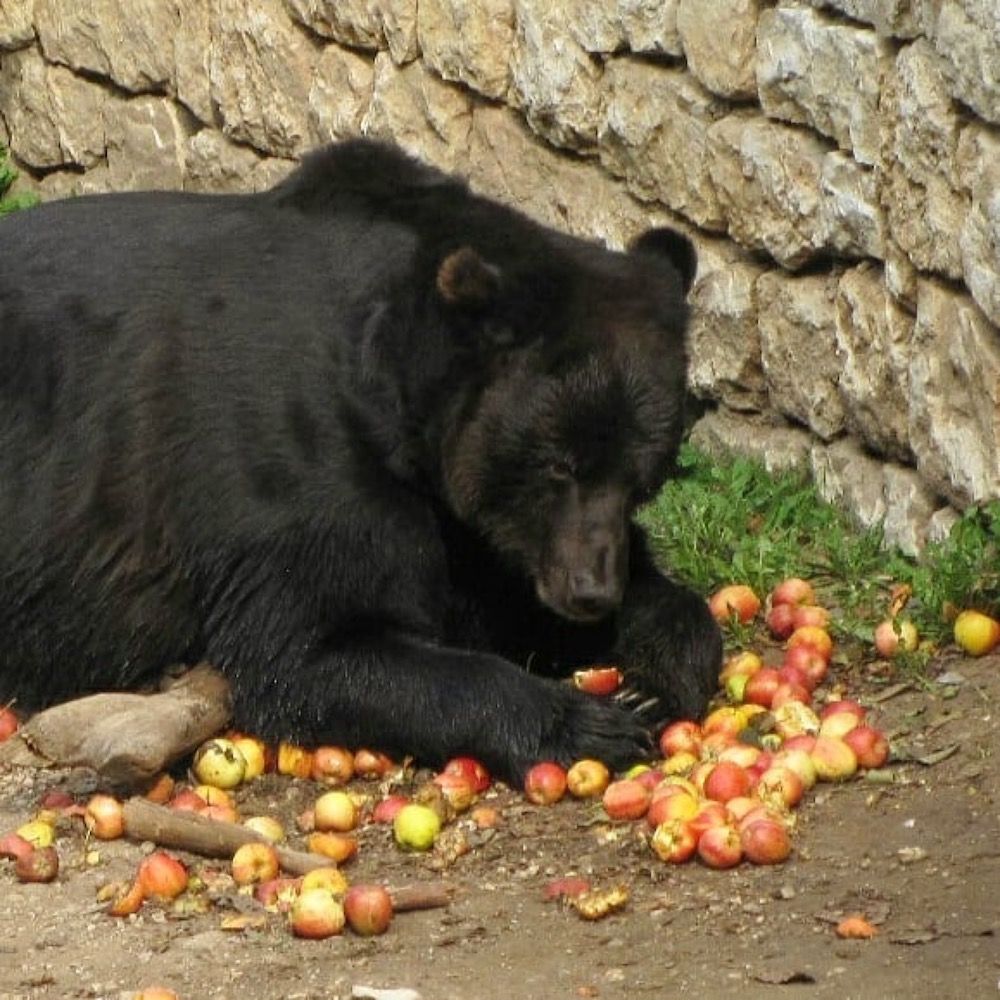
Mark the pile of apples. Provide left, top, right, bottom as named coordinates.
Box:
left=523, top=577, right=896, bottom=870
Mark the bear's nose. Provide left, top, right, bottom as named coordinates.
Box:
left=568, top=571, right=619, bottom=620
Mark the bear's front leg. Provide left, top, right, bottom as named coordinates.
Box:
left=222, top=632, right=651, bottom=784
left=614, top=527, right=723, bottom=725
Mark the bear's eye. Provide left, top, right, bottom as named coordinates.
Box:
left=546, top=459, right=575, bottom=482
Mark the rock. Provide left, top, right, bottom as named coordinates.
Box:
left=417, top=0, right=513, bottom=99
left=881, top=464, right=941, bottom=555
left=820, top=152, right=884, bottom=259
left=676, top=0, right=760, bottom=100
left=286, top=0, right=419, bottom=63
left=510, top=0, right=604, bottom=151
left=362, top=54, right=473, bottom=173
left=184, top=130, right=266, bottom=193
left=957, top=124, right=1000, bottom=328
left=210, top=0, right=314, bottom=157
left=34, top=0, right=177, bottom=93
left=620, top=0, right=682, bottom=56
left=689, top=408, right=812, bottom=474
left=880, top=39, right=966, bottom=280
left=758, top=271, right=846, bottom=441
left=834, top=264, right=914, bottom=461
left=757, top=6, right=891, bottom=166
left=600, top=60, right=728, bottom=232
left=810, top=438, right=887, bottom=530
left=310, top=45, right=375, bottom=144
left=805, top=0, right=922, bottom=38
left=0, top=0, right=35, bottom=51
left=174, top=0, right=213, bottom=124
left=930, top=0, right=1000, bottom=126
left=105, top=95, right=187, bottom=191
left=908, top=281, right=1000, bottom=507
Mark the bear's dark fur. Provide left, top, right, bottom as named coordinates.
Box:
left=0, top=140, right=721, bottom=781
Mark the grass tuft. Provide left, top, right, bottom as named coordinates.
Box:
left=0, top=146, right=40, bottom=216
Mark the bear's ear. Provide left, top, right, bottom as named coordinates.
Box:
left=629, top=227, right=698, bottom=295
left=436, top=247, right=502, bottom=308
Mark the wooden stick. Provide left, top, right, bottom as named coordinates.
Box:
left=122, top=798, right=452, bottom=911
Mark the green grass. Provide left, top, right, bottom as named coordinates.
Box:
left=0, top=146, right=40, bottom=216
left=640, top=444, right=1000, bottom=651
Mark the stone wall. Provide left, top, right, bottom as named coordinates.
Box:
left=2, top=0, right=999, bottom=554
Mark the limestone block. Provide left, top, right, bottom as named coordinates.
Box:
left=0, top=48, right=108, bottom=169
left=757, top=6, right=891, bottom=166
left=707, top=115, right=830, bottom=268
left=510, top=0, right=604, bottom=151
left=34, top=0, right=178, bottom=92
left=309, top=45, right=374, bottom=144
left=676, top=0, right=760, bottom=100
left=417, top=0, right=513, bottom=99
left=688, top=256, right=769, bottom=412
left=174, top=0, right=213, bottom=124
left=927, top=505, right=961, bottom=545
left=689, top=408, right=812, bottom=474
left=284, top=0, right=417, bottom=63
left=931, top=0, right=1000, bottom=125
left=382, top=0, right=420, bottom=63
left=805, top=0, right=922, bottom=38
left=620, top=0, right=682, bottom=56
left=909, top=280, right=1000, bottom=506
left=833, top=264, right=914, bottom=461
left=0, top=0, right=35, bottom=51
left=881, top=40, right=966, bottom=280
left=362, top=54, right=473, bottom=174
left=884, top=236, right=919, bottom=312
left=210, top=0, right=314, bottom=157
left=37, top=164, right=113, bottom=198
left=184, top=130, right=264, bottom=192
left=104, top=96, right=187, bottom=191
left=810, top=439, right=887, bottom=530
left=881, top=464, right=941, bottom=555
left=600, top=60, right=728, bottom=233
left=957, top=125, right=1000, bottom=328
left=758, top=271, right=846, bottom=441
left=820, top=152, right=884, bottom=259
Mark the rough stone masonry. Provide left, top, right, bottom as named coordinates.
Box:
left=1, top=0, right=998, bottom=554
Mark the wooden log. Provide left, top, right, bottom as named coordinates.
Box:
left=122, top=798, right=452, bottom=912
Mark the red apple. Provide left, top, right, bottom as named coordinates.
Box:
left=771, top=680, right=812, bottom=709
left=650, top=819, right=698, bottom=864
left=107, top=878, right=146, bottom=917
left=0, top=705, right=19, bottom=742
left=255, top=876, right=301, bottom=912
left=433, top=771, right=476, bottom=812
left=290, top=887, right=345, bottom=939
left=343, top=884, right=394, bottom=936
left=689, top=801, right=731, bottom=840
left=84, top=794, right=125, bottom=840
left=633, top=768, right=664, bottom=792
left=766, top=603, right=797, bottom=639
left=371, top=794, right=409, bottom=825
left=307, top=832, right=358, bottom=863
left=138, top=851, right=188, bottom=900
left=791, top=604, right=830, bottom=630
left=744, top=668, right=783, bottom=708
left=718, top=744, right=761, bottom=770
left=702, top=706, right=746, bottom=738
left=441, top=756, right=491, bottom=793
left=819, top=711, right=861, bottom=739
left=313, top=790, right=359, bottom=832
left=353, top=748, right=394, bottom=778
left=703, top=761, right=752, bottom=804
left=646, top=790, right=699, bottom=828
left=787, top=626, right=833, bottom=661
left=658, top=720, right=702, bottom=758
left=276, top=742, right=313, bottom=780
left=573, top=665, right=623, bottom=696
left=697, top=824, right=742, bottom=868
left=755, top=765, right=804, bottom=808
left=770, top=577, right=815, bottom=607
left=842, top=726, right=890, bottom=769
left=231, top=842, right=279, bottom=887
left=709, top=584, right=761, bottom=624
left=874, top=618, right=919, bottom=657
left=782, top=644, right=829, bottom=688
left=820, top=699, right=866, bottom=722
left=810, top=736, right=858, bottom=781
left=524, top=762, right=568, bottom=805
left=0, top=832, right=34, bottom=861
left=602, top=778, right=652, bottom=821
left=310, top=745, right=355, bottom=786
left=15, top=845, right=59, bottom=883
left=782, top=733, right=818, bottom=754
left=954, top=609, right=1000, bottom=656
left=741, top=818, right=791, bottom=864
left=168, top=788, right=208, bottom=813
left=566, top=759, right=611, bottom=798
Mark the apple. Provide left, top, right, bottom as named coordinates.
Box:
left=791, top=604, right=830, bottom=630
left=874, top=618, right=919, bottom=658
left=661, top=750, right=699, bottom=775
left=782, top=733, right=818, bottom=754
left=772, top=748, right=818, bottom=790
left=168, top=788, right=208, bottom=813
left=658, top=720, right=702, bottom=758
left=433, top=771, right=476, bottom=812
left=353, top=748, right=394, bottom=778
left=106, top=878, right=146, bottom=916
left=343, top=884, right=394, bottom=936
left=83, top=794, right=125, bottom=840
left=650, top=819, right=698, bottom=863
left=567, top=759, right=611, bottom=798
left=0, top=704, right=19, bottom=742
left=441, top=756, right=491, bottom=793
left=819, top=711, right=861, bottom=740
left=703, top=761, right=752, bottom=804
left=702, top=705, right=746, bottom=738
left=953, top=609, right=1000, bottom=657
left=524, top=762, right=568, bottom=805
left=307, top=832, right=358, bottom=863
left=201, top=803, right=239, bottom=824
left=724, top=796, right=758, bottom=823
left=741, top=818, right=791, bottom=864
left=231, top=842, right=280, bottom=887
left=737, top=804, right=787, bottom=834
left=755, top=766, right=804, bottom=808
left=300, top=866, right=349, bottom=895
left=772, top=701, right=821, bottom=740
left=765, top=603, right=797, bottom=640
left=309, top=745, right=355, bottom=786
left=602, top=779, right=652, bottom=821
left=820, top=699, right=866, bottom=722
left=810, top=736, right=858, bottom=781
left=0, top=832, right=34, bottom=861
left=15, top=845, right=59, bottom=883
left=770, top=577, right=815, bottom=607
left=724, top=673, right=749, bottom=703
left=689, top=801, right=731, bottom=840
left=633, top=768, right=664, bottom=792
left=787, top=626, right=833, bottom=661
left=276, top=742, right=313, bottom=780
left=646, top=790, right=698, bottom=828
left=471, top=805, right=501, bottom=829
left=782, top=644, right=828, bottom=688
left=193, top=738, right=247, bottom=789
left=744, top=668, right=783, bottom=709
left=290, top=887, right=345, bottom=939
left=719, top=651, right=763, bottom=684
left=393, top=803, right=441, bottom=851
left=697, top=824, right=742, bottom=868
left=842, top=725, right=890, bottom=769
left=771, top=680, right=812, bottom=709
left=18, top=818, right=55, bottom=848
left=142, top=773, right=175, bottom=805
left=543, top=877, right=591, bottom=901
left=708, top=584, right=760, bottom=624
left=655, top=775, right=700, bottom=800
left=243, top=815, right=285, bottom=843
left=835, top=914, right=878, bottom=939
left=314, top=790, right=359, bottom=833
left=572, top=665, right=623, bottom=696
left=777, top=663, right=811, bottom=691
left=717, top=744, right=761, bottom=770
left=134, top=989, right=180, bottom=1000
left=231, top=735, right=268, bottom=781
left=193, top=785, right=234, bottom=808
left=371, top=794, right=409, bottom=825
left=255, top=876, right=301, bottom=912
left=138, top=851, right=188, bottom=900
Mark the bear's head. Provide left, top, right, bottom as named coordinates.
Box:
left=437, top=227, right=696, bottom=623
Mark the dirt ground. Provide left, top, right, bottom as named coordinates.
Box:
left=1, top=649, right=997, bottom=1000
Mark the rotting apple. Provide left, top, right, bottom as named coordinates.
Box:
left=433, top=771, right=476, bottom=812
left=276, top=742, right=313, bottom=780
left=243, top=815, right=286, bottom=844
left=310, top=745, right=355, bottom=787
left=256, top=876, right=301, bottom=912
left=15, top=845, right=59, bottom=883
left=371, top=795, right=409, bottom=825
left=106, top=878, right=146, bottom=917
left=300, top=866, right=349, bottom=896
left=343, top=884, right=394, bottom=936
left=650, top=819, right=698, bottom=864
left=307, top=832, right=358, bottom=863
left=874, top=618, right=919, bottom=658
left=755, top=765, right=804, bottom=809
left=524, top=762, right=568, bottom=805
left=193, top=738, right=247, bottom=790
left=0, top=832, right=34, bottom=862
left=353, top=748, right=394, bottom=778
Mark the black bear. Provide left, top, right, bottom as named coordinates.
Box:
left=0, top=140, right=721, bottom=781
